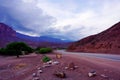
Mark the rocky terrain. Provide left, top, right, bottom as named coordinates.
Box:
left=68, top=22, right=120, bottom=54
left=0, top=53, right=120, bottom=80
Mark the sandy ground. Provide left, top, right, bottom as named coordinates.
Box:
left=0, top=53, right=120, bottom=80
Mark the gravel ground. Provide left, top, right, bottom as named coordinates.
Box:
left=0, top=53, right=120, bottom=80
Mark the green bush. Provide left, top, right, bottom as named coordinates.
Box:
left=42, top=55, right=51, bottom=62
left=0, top=42, right=33, bottom=56
left=38, top=48, right=52, bottom=54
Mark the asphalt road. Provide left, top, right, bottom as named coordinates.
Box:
left=56, top=50, right=120, bottom=61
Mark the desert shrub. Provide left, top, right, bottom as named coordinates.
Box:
left=38, top=48, right=52, bottom=54
left=42, top=55, right=51, bottom=62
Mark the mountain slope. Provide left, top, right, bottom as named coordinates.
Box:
left=0, top=23, right=21, bottom=47
left=0, top=23, right=71, bottom=48
left=68, top=22, right=120, bottom=54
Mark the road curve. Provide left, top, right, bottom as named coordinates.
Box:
left=55, top=50, right=120, bottom=61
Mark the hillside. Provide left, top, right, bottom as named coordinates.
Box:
left=68, top=22, right=120, bottom=54
left=0, top=23, right=71, bottom=48
left=0, top=23, right=22, bottom=47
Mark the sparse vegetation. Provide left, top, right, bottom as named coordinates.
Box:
left=38, top=48, right=53, bottom=54
left=42, top=55, right=51, bottom=62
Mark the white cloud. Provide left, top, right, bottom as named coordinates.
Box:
left=0, top=0, right=120, bottom=40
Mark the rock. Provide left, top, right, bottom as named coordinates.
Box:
left=32, top=73, right=37, bottom=77
left=75, top=66, right=79, bottom=68
left=52, top=61, right=59, bottom=65
left=101, top=74, right=109, bottom=79
left=37, top=67, right=42, bottom=70
left=68, top=62, right=75, bottom=70
left=42, top=64, right=51, bottom=68
left=47, top=60, right=53, bottom=64
left=33, top=77, right=40, bottom=80
left=88, top=70, right=96, bottom=77
left=56, top=54, right=62, bottom=59
left=38, top=70, right=43, bottom=73
left=54, top=71, right=66, bottom=78
left=65, top=67, right=69, bottom=70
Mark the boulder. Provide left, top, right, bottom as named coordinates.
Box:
left=47, top=60, right=53, bottom=64
left=52, top=61, right=59, bottom=65
left=32, top=73, right=37, bottom=77
left=38, top=70, right=43, bottom=73
left=54, top=71, right=66, bottom=78
left=68, top=62, right=75, bottom=70
left=88, top=70, right=96, bottom=77
left=65, top=67, right=69, bottom=70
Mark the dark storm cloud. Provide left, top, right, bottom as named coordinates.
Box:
left=0, top=0, right=56, bottom=36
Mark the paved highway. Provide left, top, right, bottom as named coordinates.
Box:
left=56, top=50, right=120, bottom=61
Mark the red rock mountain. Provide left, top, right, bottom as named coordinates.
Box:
left=0, top=23, right=33, bottom=47
left=68, top=22, right=120, bottom=54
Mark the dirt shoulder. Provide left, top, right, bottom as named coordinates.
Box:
left=0, top=53, right=120, bottom=80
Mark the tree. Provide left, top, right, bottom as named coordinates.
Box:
left=5, top=42, right=33, bottom=57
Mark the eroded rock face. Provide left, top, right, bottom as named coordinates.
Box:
left=68, top=22, right=120, bottom=54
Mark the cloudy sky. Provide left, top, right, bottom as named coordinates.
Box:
left=0, top=0, right=120, bottom=40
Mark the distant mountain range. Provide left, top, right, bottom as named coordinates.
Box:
left=68, top=22, right=120, bottom=54
left=0, top=23, right=72, bottom=48
left=16, top=33, right=71, bottom=43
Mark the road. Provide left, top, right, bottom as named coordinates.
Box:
left=56, top=50, right=120, bottom=61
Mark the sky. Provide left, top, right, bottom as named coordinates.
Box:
left=0, top=0, right=120, bottom=40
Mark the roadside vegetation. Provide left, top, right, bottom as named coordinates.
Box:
left=35, top=46, right=53, bottom=54
left=38, top=48, right=53, bottom=54
left=0, top=42, right=53, bottom=58
left=0, top=42, right=33, bottom=58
